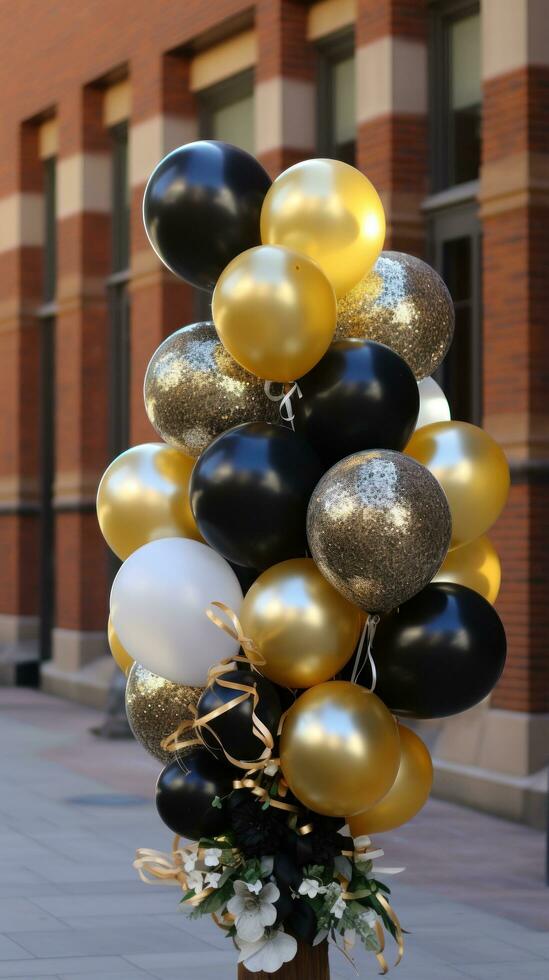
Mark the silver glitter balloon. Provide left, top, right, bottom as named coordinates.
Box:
left=307, top=450, right=451, bottom=613
left=144, top=322, right=280, bottom=457
left=336, top=252, right=454, bottom=380
left=125, top=662, right=203, bottom=764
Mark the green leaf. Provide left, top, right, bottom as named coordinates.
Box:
left=211, top=796, right=223, bottom=810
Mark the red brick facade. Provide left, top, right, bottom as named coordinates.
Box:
left=0, top=1, right=547, bottom=741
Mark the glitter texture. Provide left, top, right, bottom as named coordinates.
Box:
left=335, top=251, right=455, bottom=380
left=307, top=450, right=452, bottom=613
left=125, top=663, right=203, bottom=764
left=144, top=322, right=280, bottom=457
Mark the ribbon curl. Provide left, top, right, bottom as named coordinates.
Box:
left=264, top=380, right=303, bottom=428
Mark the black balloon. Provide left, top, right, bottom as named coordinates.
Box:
left=156, top=748, right=234, bottom=841
left=372, top=583, right=507, bottom=719
left=190, top=422, right=324, bottom=569
left=143, top=140, right=271, bottom=291
left=197, top=669, right=282, bottom=762
left=293, top=339, right=419, bottom=466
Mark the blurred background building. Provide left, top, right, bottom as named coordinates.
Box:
left=0, top=0, right=547, bottom=829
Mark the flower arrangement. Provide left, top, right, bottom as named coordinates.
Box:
left=136, top=774, right=403, bottom=975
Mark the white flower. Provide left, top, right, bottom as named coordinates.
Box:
left=330, top=894, right=347, bottom=919
left=227, top=880, right=279, bottom=943
left=186, top=869, right=204, bottom=892
left=183, top=853, right=197, bottom=873
left=298, top=878, right=325, bottom=899
left=205, top=872, right=221, bottom=889
left=237, top=928, right=297, bottom=974
left=264, top=761, right=279, bottom=777
left=246, top=879, right=263, bottom=895
left=204, top=847, right=222, bottom=868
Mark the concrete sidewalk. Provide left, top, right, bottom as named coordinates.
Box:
left=0, top=686, right=547, bottom=980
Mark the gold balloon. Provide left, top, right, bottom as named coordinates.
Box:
left=406, top=421, right=510, bottom=549
left=349, top=725, right=433, bottom=835
left=144, top=322, right=279, bottom=457
left=336, top=252, right=455, bottom=379
left=433, top=534, right=501, bottom=604
left=240, top=558, right=362, bottom=688
left=212, top=245, right=336, bottom=382
left=125, top=662, right=203, bottom=764
left=280, top=681, right=400, bottom=817
left=261, top=159, right=385, bottom=297
left=97, top=443, right=201, bottom=560
left=108, top=617, right=133, bottom=675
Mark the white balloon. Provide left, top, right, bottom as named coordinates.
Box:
left=415, top=377, right=451, bottom=431
left=110, top=538, right=243, bottom=685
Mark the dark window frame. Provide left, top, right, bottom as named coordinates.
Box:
left=316, top=28, right=356, bottom=164
left=37, top=154, right=57, bottom=663
left=429, top=0, right=480, bottom=192
left=107, top=120, right=130, bottom=462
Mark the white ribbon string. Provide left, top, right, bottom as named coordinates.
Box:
left=350, top=615, right=380, bottom=691
left=264, top=381, right=303, bottom=430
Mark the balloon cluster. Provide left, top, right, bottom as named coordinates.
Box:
left=97, top=140, right=509, bottom=970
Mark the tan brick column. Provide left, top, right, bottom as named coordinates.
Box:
left=255, top=0, right=316, bottom=178
left=0, top=123, right=43, bottom=677
left=129, top=52, right=198, bottom=444
left=355, top=0, right=428, bottom=254
left=41, top=86, right=112, bottom=703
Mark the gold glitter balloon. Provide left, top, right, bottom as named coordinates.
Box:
left=125, top=662, right=203, bottom=764
left=280, top=681, right=400, bottom=817
left=144, top=322, right=280, bottom=457
left=336, top=251, right=455, bottom=380
left=307, top=450, right=451, bottom=613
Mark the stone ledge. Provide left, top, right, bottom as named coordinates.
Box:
left=433, top=757, right=547, bottom=830
left=41, top=655, right=115, bottom=710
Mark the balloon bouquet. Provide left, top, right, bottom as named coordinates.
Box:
left=97, top=141, right=509, bottom=977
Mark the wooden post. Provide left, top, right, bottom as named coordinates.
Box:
left=237, top=940, right=330, bottom=979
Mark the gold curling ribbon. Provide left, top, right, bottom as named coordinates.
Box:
left=134, top=835, right=238, bottom=912
left=232, top=775, right=300, bottom=814
left=161, top=603, right=276, bottom=773
left=206, top=601, right=265, bottom=668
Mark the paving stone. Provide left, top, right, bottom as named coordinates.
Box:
left=0, top=957, right=133, bottom=977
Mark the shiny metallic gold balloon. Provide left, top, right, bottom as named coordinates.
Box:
left=261, top=159, right=385, bottom=297
left=97, top=443, right=201, bottom=560
left=349, top=725, right=433, bottom=835
left=406, top=421, right=510, bottom=549
left=212, top=246, right=336, bottom=382
left=280, top=681, right=400, bottom=817
left=433, top=534, right=501, bottom=604
left=240, top=558, right=362, bottom=688
left=336, top=252, right=455, bottom=379
left=144, top=322, right=279, bottom=456
left=307, top=450, right=451, bottom=613
left=125, top=662, right=203, bottom=764
left=108, top=617, right=133, bottom=675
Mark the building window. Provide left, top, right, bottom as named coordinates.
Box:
left=430, top=2, right=481, bottom=190
left=108, top=121, right=130, bottom=459
left=38, top=153, right=57, bottom=662
left=317, top=34, right=356, bottom=165
left=196, top=70, right=254, bottom=318
left=200, top=71, right=255, bottom=154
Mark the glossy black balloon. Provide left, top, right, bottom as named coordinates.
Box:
left=143, top=140, right=271, bottom=291
left=156, top=748, right=234, bottom=841
left=373, top=583, right=507, bottom=719
left=293, top=339, right=419, bottom=466
left=197, top=669, right=282, bottom=762
left=190, top=422, right=324, bottom=569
